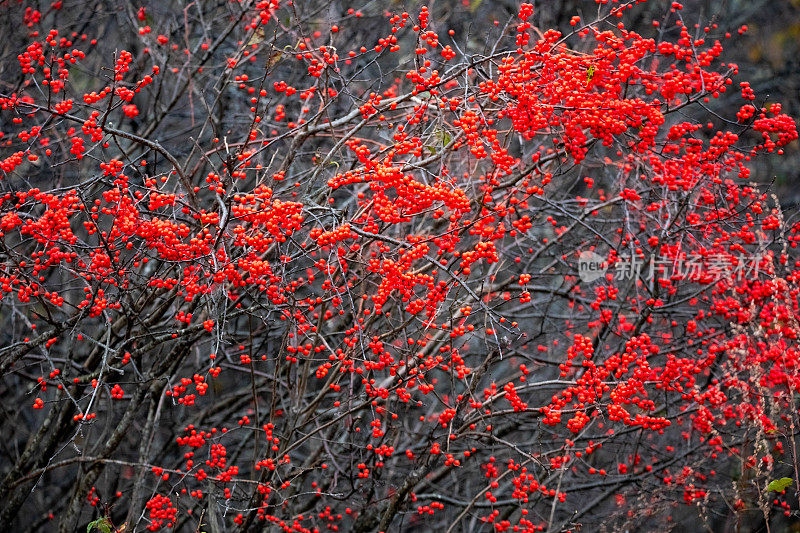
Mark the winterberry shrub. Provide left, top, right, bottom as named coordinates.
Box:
left=0, top=0, right=799, bottom=532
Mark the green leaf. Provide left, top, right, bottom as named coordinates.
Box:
left=586, top=65, right=596, bottom=83
left=767, top=477, right=793, bottom=493
left=424, top=128, right=453, bottom=156
left=470, top=0, right=483, bottom=12
left=87, top=517, right=112, bottom=533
